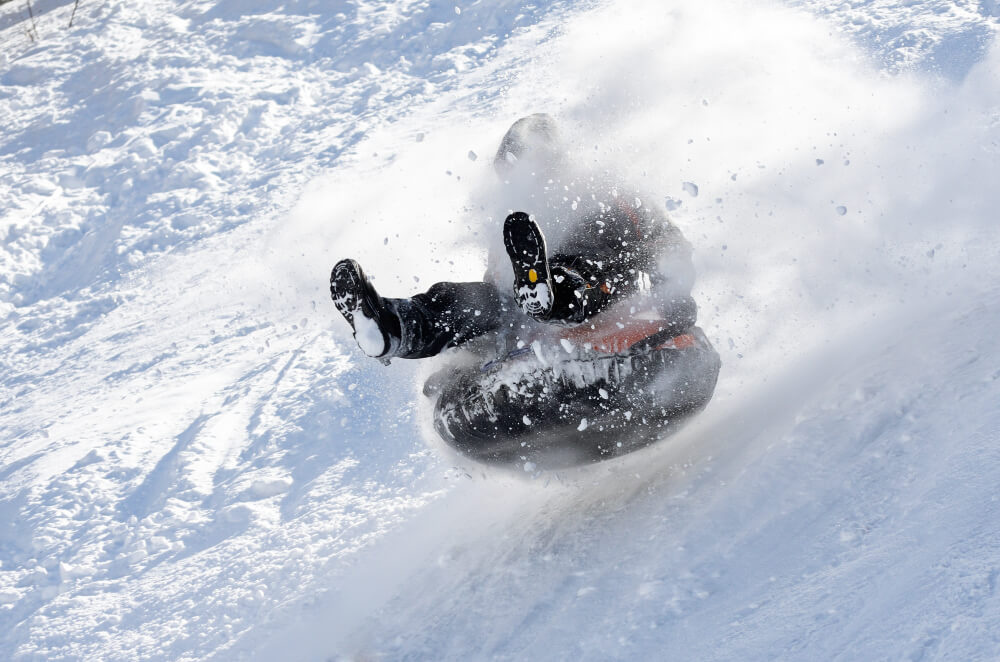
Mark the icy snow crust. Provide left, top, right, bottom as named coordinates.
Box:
left=2, top=0, right=1000, bottom=660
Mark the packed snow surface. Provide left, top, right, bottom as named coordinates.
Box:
left=2, top=0, right=1000, bottom=660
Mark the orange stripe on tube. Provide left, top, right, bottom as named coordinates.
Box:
left=563, top=316, right=694, bottom=354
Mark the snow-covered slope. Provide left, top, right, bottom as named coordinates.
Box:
left=1, top=0, right=999, bottom=660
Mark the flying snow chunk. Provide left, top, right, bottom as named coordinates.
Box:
left=467, top=150, right=477, bottom=161
left=560, top=338, right=575, bottom=353
left=664, top=197, right=682, bottom=211
left=523, top=415, right=532, bottom=426
left=531, top=339, right=548, bottom=366
left=835, top=205, right=848, bottom=216
left=577, top=418, right=589, bottom=431
left=682, top=182, right=699, bottom=197
left=523, top=461, right=536, bottom=472
left=598, top=388, right=608, bottom=400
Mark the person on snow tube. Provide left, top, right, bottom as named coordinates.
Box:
left=329, top=113, right=699, bottom=364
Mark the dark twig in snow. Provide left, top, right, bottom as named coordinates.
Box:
left=24, top=0, right=39, bottom=41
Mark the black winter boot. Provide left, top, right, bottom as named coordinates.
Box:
left=330, top=259, right=401, bottom=361
left=503, top=212, right=555, bottom=320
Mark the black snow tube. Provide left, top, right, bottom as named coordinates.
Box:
left=428, top=326, right=721, bottom=468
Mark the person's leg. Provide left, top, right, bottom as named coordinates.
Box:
left=547, top=254, right=699, bottom=332
left=545, top=254, right=622, bottom=325
left=504, top=212, right=644, bottom=326
left=502, top=212, right=695, bottom=329
left=331, top=260, right=505, bottom=361
left=388, top=281, right=506, bottom=359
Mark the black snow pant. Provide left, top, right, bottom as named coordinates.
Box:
left=385, top=268, right=696, bottom=360
left=385, top=282, right=507, bottom=360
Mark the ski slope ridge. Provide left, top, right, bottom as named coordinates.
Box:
left=1, top=0, right=999, bottom=660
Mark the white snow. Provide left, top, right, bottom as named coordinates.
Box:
left=516, top=282, right=553, bottom=316
left=2, top=0, right=1000, bottom=660
left=352, top=310, right=387, bottom=357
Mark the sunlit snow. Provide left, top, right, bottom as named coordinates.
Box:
left=1, top=0, right=999, bottom=660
